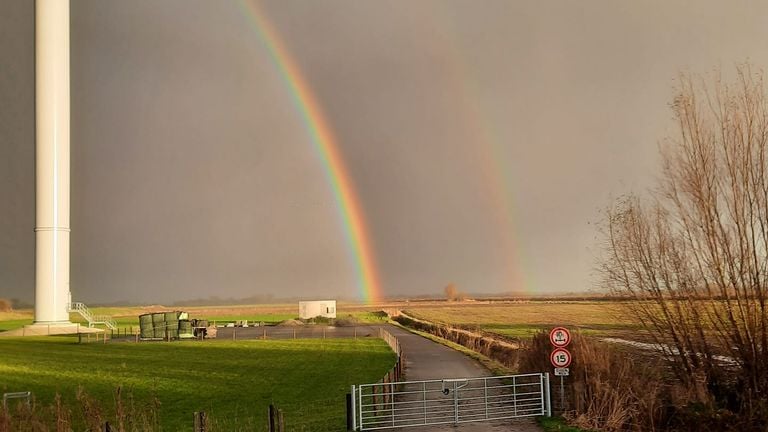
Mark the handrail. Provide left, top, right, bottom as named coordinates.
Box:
left=68, top=302, right=117, bottom=330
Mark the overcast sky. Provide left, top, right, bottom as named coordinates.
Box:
left=2, top=1, right=768, bottom=304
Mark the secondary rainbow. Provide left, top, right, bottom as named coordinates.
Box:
left=238, top=1, right=383, bottom=303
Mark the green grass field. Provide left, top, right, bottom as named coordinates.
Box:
left=0, top=337, right=395, bottom=431
left=0, top=305, right=389, bottom=333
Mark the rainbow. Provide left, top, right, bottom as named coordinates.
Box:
left=434, top=7, right=532, bottom=294
left=238, top=1, right=383, bottom=303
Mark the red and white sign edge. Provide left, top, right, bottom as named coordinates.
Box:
left=549, top=327, right=572, bottom=348
left=550, top=347, right=572, bottom=368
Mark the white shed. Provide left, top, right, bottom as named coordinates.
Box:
left=299, top=300, right=337, bottom=319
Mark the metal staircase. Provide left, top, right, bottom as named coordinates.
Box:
left=68, top=302, right=117, bottom=330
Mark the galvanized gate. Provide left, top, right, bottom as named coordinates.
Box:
left=351, top=373, right=551, bottom=430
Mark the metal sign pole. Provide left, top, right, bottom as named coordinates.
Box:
left=560, top=376, right=564, bottom=412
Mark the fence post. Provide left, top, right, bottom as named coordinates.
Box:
left=349, top=386, right=357, bottom=431
left=346, top=392, right=354, bottom=431
left=193, top=411, right=207, bottom=432
left=268, top=404, right=277, bottom=432
left=545, top=373, right=552, bottom=417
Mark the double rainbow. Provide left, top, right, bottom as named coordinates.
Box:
left=239, top=1, right=383, bottom=303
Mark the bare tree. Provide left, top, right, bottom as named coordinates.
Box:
left=444, top=283, right=460, bottom=301
left=600, top=64, right=768, bottom=418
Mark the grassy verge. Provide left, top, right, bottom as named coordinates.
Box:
left=537, top=416, right=593, bottom=432
left=0, top=337, right=395, bottom=431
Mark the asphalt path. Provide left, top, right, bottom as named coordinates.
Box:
left=382, top=325, right=542, bottom=432
left=214, top=324, right=378, bottom=340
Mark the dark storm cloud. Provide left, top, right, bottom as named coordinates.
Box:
left=2, top=1, right=768, bottom=303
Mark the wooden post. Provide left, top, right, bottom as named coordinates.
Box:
left=193, top=411, right=207, bottom=432
left=263, top=327, right=267, bottom=340
left=268, top=404, right=276, bottom=432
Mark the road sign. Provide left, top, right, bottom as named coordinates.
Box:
left=549, top=327, right=571, bottom=348
left=550, top=347, right=572, bottom=368
left=554, top=367, right=569, bottom=376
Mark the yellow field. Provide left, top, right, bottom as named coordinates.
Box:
left=400, top=301, right=639, bottom=338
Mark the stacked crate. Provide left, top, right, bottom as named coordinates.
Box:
left=138, top=311, right=186, bottom=340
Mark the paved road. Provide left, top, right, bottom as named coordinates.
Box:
left=383, top=325, right=542, bottom=432
left=214, top=325, right=379, bottom=340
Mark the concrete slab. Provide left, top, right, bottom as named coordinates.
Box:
left=0, top=323, right=103, bottom=337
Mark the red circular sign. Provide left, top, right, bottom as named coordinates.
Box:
left=550, top=347, right=572, bottom=368
left=549, top=327, right=571, bottom=348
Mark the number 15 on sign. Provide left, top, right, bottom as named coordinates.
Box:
left=550, top=347, right=572, bottom=368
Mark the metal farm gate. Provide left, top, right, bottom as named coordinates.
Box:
left=351, top=373, right=551, bottom=430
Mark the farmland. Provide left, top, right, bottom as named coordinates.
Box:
left=0, top=336, right=395, bottom=431
left=0, top=300, right=638, bottom=337
left=401, top=301, right=640, bottom=339
left=0, top=300, right=639, bottom=431
left=0, top=303, right=390, bottom=333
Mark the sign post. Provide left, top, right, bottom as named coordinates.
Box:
left=549, top=327, right=573, bottom=412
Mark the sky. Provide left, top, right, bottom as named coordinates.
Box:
left=2, top=0, right=768, bottom=304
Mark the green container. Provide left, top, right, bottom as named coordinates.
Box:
left=153, top=328, right=166, bottom=339
left=152, top=313, right=165, bottom=324
left=164, top=312, right=177, bottom=322
left=139, top=314, right=154, bottom=338
left=140, top=323, right=154, bottom=339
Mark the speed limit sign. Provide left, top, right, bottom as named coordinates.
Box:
left=550, top=347, right=572, bottom=368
